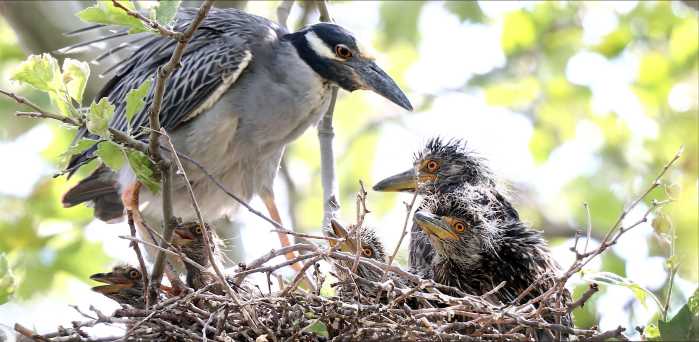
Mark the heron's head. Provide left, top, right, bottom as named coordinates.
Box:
left=288, top=23, right=412, bottom=111
left=413, top=190, right=501, bottom=269
left=90, top=265, right=142, bottom=295
left=172, top=221, right=218, bottom=266
left=373, top=138, right=494, bottom=194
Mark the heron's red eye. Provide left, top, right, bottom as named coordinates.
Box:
left=454, top=222, right=466, bottom=233
left=426, top=160, right=439, bottom=173
left=335, top=44, right=352, bottom=59
left=129, top=270, right=140, bottom=279
left=362, top=247, right=373, bottom=257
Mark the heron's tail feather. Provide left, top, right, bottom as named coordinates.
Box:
left=63, top=164, right=124, bottom=222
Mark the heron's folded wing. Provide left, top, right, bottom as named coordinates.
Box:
left=67, top=29, right=252, bottom=171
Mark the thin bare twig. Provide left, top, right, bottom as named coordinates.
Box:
left=114, top=0, right=215, bottom=303
left=276, top=0, right=294, bottom=30
left=111, top=0, right=180, bottom=38
left=567, top=283, right=599, bottom=314
left=317, top=0, right=340, bottom=227
left=127, top=210, right=151, bottom=309
left=380, top=191, right=418, bottom=282
left=160, top=128, right=261, bottom=332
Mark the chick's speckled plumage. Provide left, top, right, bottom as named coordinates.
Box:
left=407, top=138, right=519, bottom=276
left=90, top=265, right=145, bottom=308
left=416, top=189, right=572, bottom=328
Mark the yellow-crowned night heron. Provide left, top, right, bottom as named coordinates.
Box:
left=62, top=7, right=412, bottom=264
left=413, top=188, right=572, bottom=333
left=373, top=138, right=518, bottom=276
left=90, top=265, right=146, bottom=308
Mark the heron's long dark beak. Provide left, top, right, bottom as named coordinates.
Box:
left=414, top=212, right=458, bottom=241
left=373, top=168, right=417, bottom=192
left=357, top=61, right=413, bottom=111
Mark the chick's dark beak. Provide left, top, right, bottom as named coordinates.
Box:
left=373, top=168, right=417, bottom=192
left=356, top=61, right=412, bottom=111
left=328, top=219, right=356, bottom=252
left=414, top=212, right=458, bottom=241
left=90, top=271, right=125, bottom=285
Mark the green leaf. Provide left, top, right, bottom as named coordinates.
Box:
left=501, top=10, right=536, bottom=55
left=378, top=1, right=425, bottom=47
left=652, top=212, right=672, bottom=235
left=96, top=141, right=125, bottom=171
left=659, top=293, right=699, bottom=341
left=86, top=98, right=115, bottom=139
left=444, top=1, right=484, bottom=23
left=76, top=0, right=147, bottom=34
left=10, top=53, right=62, bottom=93
left=644, top=323, right=660, bottom=340
left=62, top=58, right=90, bottom=104
left=125, top=149, right=160, bottom=193
left=154, top=0, right=181, bottom=26
left=60, top=138, right=98, bottom=169
left=125, top=78, right=152, bottom=133
left=307, top=321, right=328, bottom=337
left=584, top=271, right=664, bottom=311
left=0, top=253, right=15, bottom=304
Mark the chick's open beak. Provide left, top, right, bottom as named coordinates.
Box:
left=356, top=60, right=413, bottom=111
left=373, top=168, right=417, bottom=192
left=328, top=219, right=357, bottom=252
left=90, top=272, right=128, bottom=285
left=173, top=226, right=195, bottom=246
left=414, top=211, right=459, bottom=241
left=91, top=284, right=123, bottom=295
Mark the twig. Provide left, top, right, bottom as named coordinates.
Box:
left=113, top=0, right=215, bottom=304
left=351, top=181, right=370, bottom=273
left=280, top=255, right=322, bottom=296
left=160, top=128, right=261, bottom=332
left=111, top=0, right=180, bottom=38
left=127, top=210, right=151, bottom=309
left=276, top=0, right=294, bottom=30
left=317, top=0, right=340, bottom=227
left=583, top=202, right=591, bottom=254
left=380, top=191, right=418, bottom=282
left=0, top=90, right=149, bottom=156
left=567, top=283, right=599, bottom=314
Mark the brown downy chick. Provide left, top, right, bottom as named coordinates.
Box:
left=90, top=265, right=145, bottom=309
left=414, top=188, right=572, bottom=335
left=327, top=219, right=408, bottom=300
left=171, top=221, right=223, bottom=291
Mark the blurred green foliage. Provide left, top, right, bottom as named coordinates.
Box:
left=0, top=0, right=696, bottom=336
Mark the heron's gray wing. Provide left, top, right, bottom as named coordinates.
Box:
left=67, top=32, right=252, bottom=171
left=107, top=34, right=252, bottom=137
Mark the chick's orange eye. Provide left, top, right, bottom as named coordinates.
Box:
left=426, top=160, right=439, bottom=173
left=362, top=247, right=373, bottom=257
left=335, top=44, right=352, bottom=59
left=195, top=226, right=203, bottom=234
left=454, top=222, right=466, bottom=233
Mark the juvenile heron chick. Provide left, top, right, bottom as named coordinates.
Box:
left=171, top=221, right=222, bottom=290
left=373, top=138, right=518, bottom=275
left=90, top=265, right=145, bottom=308
left=326, top=219, right=412, bottom=300
left=414, top=189, right=571, bottom=328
